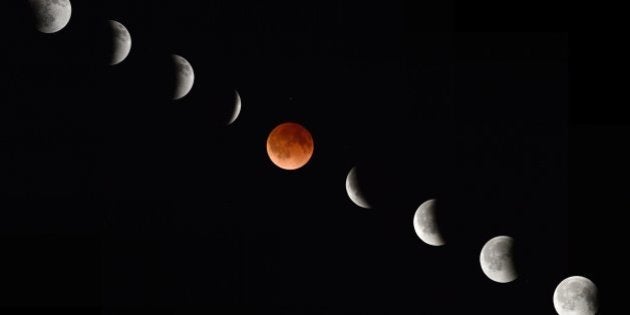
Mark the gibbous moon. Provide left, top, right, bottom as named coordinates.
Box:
left=553, top=276, right=598, bottom=315
left=266, top=122, right=314, bottom=170
left=413, top=199, right=445, bottom=246
left=345, top=166, right=371, bottom=209
left=228, top=90, right=242, bottom=125
left=172, top=54, right=194, bottom=100
left=29, top=0, right=72, bottom=33
left=108, top=20, right=131, bottom=65
left=479, top=235, right=517, bottom=283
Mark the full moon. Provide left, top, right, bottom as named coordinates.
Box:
left=413, top=199, right=445, bottom=246
left=108, top=20, right=131, bottom=65
left=266, top=122, right=314, bottom=170
left=228, top=90, right=242, bottom=125
left=479, top=235, right=517, bottom=283
left=29, top=0, right=72, bottom=33
left=345, top=166, right=371, bottom=209
left=553, top=276, right=598, bottom=315
left=172, top=54, right=194, bottom=100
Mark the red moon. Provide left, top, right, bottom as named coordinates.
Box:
left=266, top=122, right=314, bottom=170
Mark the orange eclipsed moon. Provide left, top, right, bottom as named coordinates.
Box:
left=266, top=122, right=314, bottom=170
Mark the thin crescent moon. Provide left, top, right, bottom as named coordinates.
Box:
left=345, top=166, right=371, bottom=209
left=228, top=89, right=242, bottom=125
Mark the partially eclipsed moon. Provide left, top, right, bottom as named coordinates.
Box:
left=266, top=122, right=314, bottom=170
left=345, top=166, right=371, bottom=209
left=228, top=90, right=242, bottom=125
left=553, top=276, right=598, bottom=315
left=29, top=0, right=72, bottom=33
left=413, top=199, right=445, bottom=246
left=479, top=235, right=517, bottom=283
left=108, top=20, right=131, bottom=65
left=172, top=54, right=194, bottom=100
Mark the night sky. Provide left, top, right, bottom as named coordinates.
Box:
left=0, top=1, right=603, bottom=314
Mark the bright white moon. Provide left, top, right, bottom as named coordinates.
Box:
left=553, top=276, right=598, bottom=315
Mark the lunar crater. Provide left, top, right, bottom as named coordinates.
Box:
left=418, top=209, right=438, bottom=234
left=482, top=239, right=512, bottom=271
left=175, top=57, right=193, bottom=76
left=113, top=24, right=129, bottom=41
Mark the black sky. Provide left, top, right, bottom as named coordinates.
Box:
left=0, top=1, right=602, bottom=314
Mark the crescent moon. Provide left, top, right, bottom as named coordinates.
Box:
left=29, top=0, right=72, bottom=34
left=345, top=166, right=371, bottom=209
left=172, top=54, right=194, bottom=100
left=479, top=235, right=517, bottom=283
left=413, top=199, right=445, bottom=246
left=553, top=276, right=599, bottom=315
left=108, top=20, right=131, bottom=66
left=228, top=90, right=242, bottom=125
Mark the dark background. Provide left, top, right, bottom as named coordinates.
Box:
left=0, top=1, right=602, bottom=314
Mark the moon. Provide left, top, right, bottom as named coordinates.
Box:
left=553, top=276, right=598, bottom=315
left=29, top=0, right=72, bottom=33
left=108, top=20, right=131, bottom=66
left=172, top=54, right=194, bottom=100
left=413, top=199, right=445, bottom=246
left=345, top=166, right=371, bottom=209
left=266, top=122, right=314, bottom=170
left=228, top=90, right=242, bottom=125
left=479, top=235, right=517, bottom=283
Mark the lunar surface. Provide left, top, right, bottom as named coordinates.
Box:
left=479, top=235, right=517, bottom=283
left=553, top=276, right=598, bottom=315
left=345, top=166, right=371, bottom=209
left=29, top=0, right=72, bottom=33
left=266, top=122, right=314, bottom=170
left=228, top=90, right=242, bottom=125
left=172, top=54, right=194, bottom=100
left=108, top=20, right=131, bottom=65
left=413, top=199, right=445, bottom=246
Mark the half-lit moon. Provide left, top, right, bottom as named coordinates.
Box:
left=172, top=54, right=194, bottom=100
left=108, top=20, right=131, bottom=65
left=266, top=122, right=314, bottom=170
left=413, top=199, right=445, bottom=246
